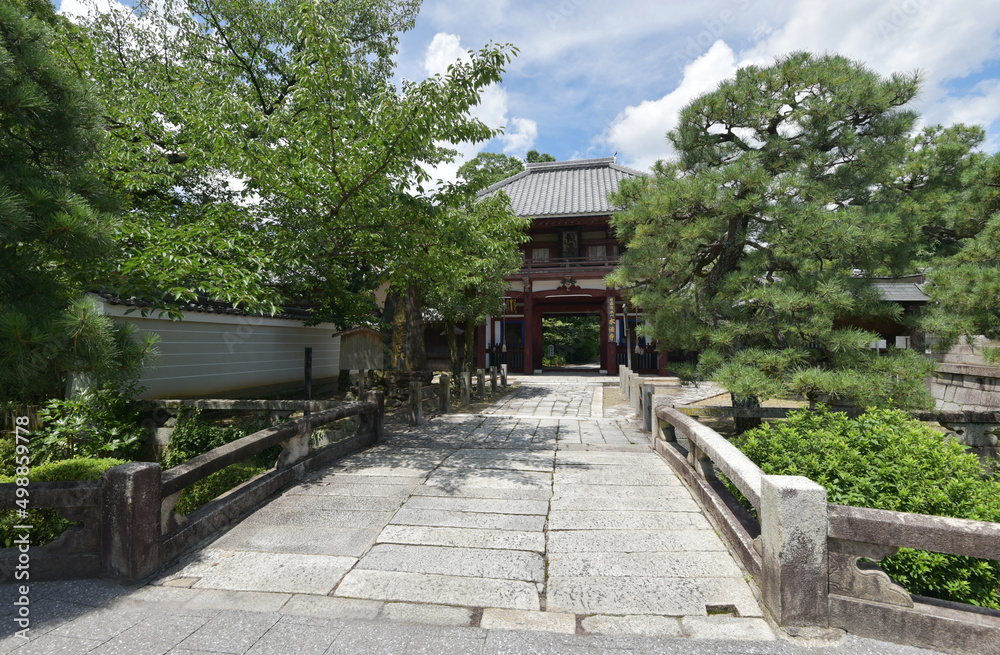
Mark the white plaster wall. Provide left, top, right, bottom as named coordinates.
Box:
left=102, top=303, right=340, bottom=399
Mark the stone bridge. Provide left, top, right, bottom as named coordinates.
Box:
left=1, top=375, right=944, bottom=653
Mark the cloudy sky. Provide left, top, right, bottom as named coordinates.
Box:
left=394, top=0, right=1000, bottom=177
left=57, top=0, right=1000, bottom=179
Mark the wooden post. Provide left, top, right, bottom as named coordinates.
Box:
left=408, top=381, right=422, bottom=426
left=303, top=347, right=312, bottom=417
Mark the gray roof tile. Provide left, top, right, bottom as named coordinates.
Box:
left=873, top=280, right=929, bottom=303
left=480, top=157, right=646, bottom=217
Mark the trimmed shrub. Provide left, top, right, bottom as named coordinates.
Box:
left=163, top=408, right=276, bottom=515
left=736, top=407, right=1000, bottom=609
left=0, top=457, right=126, bottom=547
left=174, top=462, right=267, bottom=515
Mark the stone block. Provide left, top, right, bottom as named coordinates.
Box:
left=376, top=525, right=546, bottom=552
left=379, top=602, right=473, bottom=627
left=333, top=569, right=540, bottom=610
left=480, top=608, right=576, bottom=634
left=356, top=544, right=544, bottom=582
left=583, top=614, right=683, bottom=637
left=682, top=616, right=775, bottom=640
left=101, top=462, right=162, bottom=584
left=759, top=474, right=828, bottom=627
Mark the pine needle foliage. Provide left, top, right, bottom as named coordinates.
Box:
left=609, top=53, right=936, bottom=417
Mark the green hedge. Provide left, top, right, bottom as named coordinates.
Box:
left=1, top=457, right=126, bottom=547
left=736, top=407, right=1000, bottom=609
left=163, top=408, right=276, bottom=515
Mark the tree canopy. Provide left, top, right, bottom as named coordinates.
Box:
left=63, top=0, right=516, bottom=326
left=609, top=52, right=940, bottom=414
left=0, top=0, right=154, bottom=403
left=456, top=151, right=524, bottom=192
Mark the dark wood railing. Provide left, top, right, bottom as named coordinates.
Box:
left=520, top=255, right=618, bottom=273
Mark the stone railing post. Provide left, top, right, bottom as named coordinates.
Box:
left=630, top=374, right=643, bottom=415
left=409, top=381, right=423, bottom=426
left=439, top=374, right=451, bottom=413
left=461, top=372, right=471, bottom=406
left=276, top=421, right=310, bottom=469
left=101, top=462, right=162, bottom=584
left=654, top=407, right=676, bottom=443
left=644, top=392, right=670, bottom=433
left=500, top=364, right=508, bottom=386
left=759, top=474, right=830, bottom=628
left=363, top=390, right=384, bottom=440
left=477, top=368, right=485, bottom=400
left=490, top=367, right=498, bottom=393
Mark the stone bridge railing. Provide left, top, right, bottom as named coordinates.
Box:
left=0, top=392, right=384, bottom=584
left=645, top=393, right=999, bottom=654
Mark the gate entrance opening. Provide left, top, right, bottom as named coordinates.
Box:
left=541, top=314, right=601, bottom=371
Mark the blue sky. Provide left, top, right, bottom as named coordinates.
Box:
left=394, top=0, right=1000, bottom=179
left=58, top=0, right=1000, bottom=180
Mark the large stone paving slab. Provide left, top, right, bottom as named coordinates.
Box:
left=376, top=525, right=547, bottom=552
left=334, top=570, right=541, bottom=610
left=356, top=544, right=545, bottom=582
left=168, top=551, right=357, bottom=595
left=389, top=507, right=546, bottom=532
left=546, top=575, right=762, bottom=617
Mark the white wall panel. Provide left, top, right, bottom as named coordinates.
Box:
left=102, top=303, right=340, bottom=398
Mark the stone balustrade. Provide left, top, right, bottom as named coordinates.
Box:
left=629, top=366, right=1000, bottom=655
left=0, top=392, right=384, bottom=585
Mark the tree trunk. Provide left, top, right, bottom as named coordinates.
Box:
left=445, top=319, right=461, bottom=379
left=463, top=315, right=476, bottom=373
left=731, top=392, right=762, bottom=434
left=404, top=285, right=426, bottom=372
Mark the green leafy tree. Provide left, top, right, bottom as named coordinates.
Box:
left=542, top=316, right=600, bottom=364
left=64, top=0, right=516, bottom=327
left=609, top=52, right=936, bottom=425
left=457, top=151, right=524, bottom=192
left=0, top=0, right=154, bottom=403
left=525, top=149, right=555, bottom=163
left=384, top=189, right=528, bottom=375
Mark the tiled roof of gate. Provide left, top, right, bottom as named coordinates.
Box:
left=479, top=156, right=646, bottom=218
left=872, top=277, right=929, bottom=303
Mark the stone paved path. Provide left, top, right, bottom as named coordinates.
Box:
left=0, top=375, right=945, bottom=654
left=152, top=374, right=764, bottom=636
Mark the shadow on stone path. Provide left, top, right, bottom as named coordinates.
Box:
left=0, top=375, right=944, bottom=654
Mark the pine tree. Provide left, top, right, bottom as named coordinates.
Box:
left=609, top=53, right=936, bottom=425
left=0, top=0, right=154, bottom=403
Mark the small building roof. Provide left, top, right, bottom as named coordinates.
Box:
left=479, top=156, right=646, bottom=218
left=872, top=276, right=929, bottom=303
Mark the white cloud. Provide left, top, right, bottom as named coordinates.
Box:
left=59, top=0, right=129, bottom=18
left=602, top=0, right=1000, bottom=169
left=420, top=32, right=538, bottom=185
left=423, top=32, right=470, bottom=77
left=603, top=41, right=738, bottom=171
left=501, top=117, right=538, bottom=155
left=742, top=0, right=1000, bottom=131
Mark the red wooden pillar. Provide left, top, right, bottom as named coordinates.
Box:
left=532, top=309, right=544, bottom=373
left=522, top=280, right=534, bottom=375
